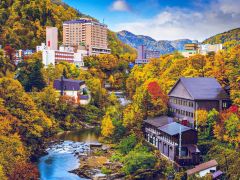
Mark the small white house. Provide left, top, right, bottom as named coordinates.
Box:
left=53, top=77, right=91, bottom=105
left=187, top=159, right=218, bottom=178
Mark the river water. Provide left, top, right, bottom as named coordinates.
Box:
left=38, top=129, right=100, bottom=180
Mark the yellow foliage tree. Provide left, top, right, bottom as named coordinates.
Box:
left=0, top=165, right=7, bottom=180
left=101, top=115, right=115, bottom=137
left=195, top=109, right=208, bottom=127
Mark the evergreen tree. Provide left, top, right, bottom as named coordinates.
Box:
left=62, top=68, right=67, bottom=78
left=27, top=59, right=46, bottom=91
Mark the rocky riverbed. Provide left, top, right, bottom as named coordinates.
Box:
left=38, top=128, right=125, bottom=180
left=70, top=144, right=125, bottom=180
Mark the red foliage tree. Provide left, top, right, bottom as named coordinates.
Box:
left=147, top=81, right=168, bottom=103
left=4, top=45, right=16, bottom=64
left=229, top=105, right=239, bottom=114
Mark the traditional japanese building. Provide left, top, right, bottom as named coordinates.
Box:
left=168, top=77, right=231, bottom=127
left=144, top=116, right=200, bottom=167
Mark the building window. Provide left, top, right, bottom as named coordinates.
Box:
left=223, top=102, right=227, bottom=108
left=191, top=113, right=193, bottom=117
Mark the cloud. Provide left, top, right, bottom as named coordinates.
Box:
left=218, top=0, right=240, bottom=15
left=113, top=0, right=240, bottom=41
left=110, top=0, right=131, bottom=12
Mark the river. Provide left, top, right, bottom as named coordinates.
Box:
left=38, top=128, right=100, bottom=180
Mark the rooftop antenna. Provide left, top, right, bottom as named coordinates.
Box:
left=179, top=124, right=182, bottom=158
left=103, top=18, right=105, bottom=24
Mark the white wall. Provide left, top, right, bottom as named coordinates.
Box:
left=42, top=50, right=55, bottom=66
left=74, top=50, right=87, bottom=67
left=198, top=167, right=217, bottom=177
left=46, top=27, right=58, bottom=50
left=36, top=43, right=47, bottom=52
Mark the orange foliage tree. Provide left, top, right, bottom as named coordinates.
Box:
left=9, top=162, right=39, bottom=180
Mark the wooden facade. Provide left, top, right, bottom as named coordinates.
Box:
left=168, top=78, right=231, bottom=127
left=144, top=118, right=200, bottom=167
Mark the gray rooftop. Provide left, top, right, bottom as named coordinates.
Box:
left=53, top=78, right=85, bottom=91
left=144, top=116, right=174, bottom=128
left=158, top=122, right=192, bottom=136
left=63, top=19, right=107, bottom=27
left=169, top=77, right=229, bottom=100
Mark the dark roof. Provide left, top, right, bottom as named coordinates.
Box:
left=212, top=170, right=223, bottom=179
left=63, top=19, right=106, bottom=27
left=80, top=95, right=90, bottom=100
left=187, top=160, right=218, bottom=176
left=53, top=78, right=85, bottom=91
left=143, top=116, right=174, bottom=128
left=169, top=77, right=229, bottom=100
left=158, top=122, right=192, bottom=136
left=63, top=19, right=92, bottom=24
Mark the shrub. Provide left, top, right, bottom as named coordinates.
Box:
left=122, top=150, right=156, bottom=175
left=117, top=134, right=137, bottom=155
left=101, top=167, right=112, bottom=175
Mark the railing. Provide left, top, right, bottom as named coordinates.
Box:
left=145, top=128, right=158, bottom=135
left=176, top=156, right=192, bottom=166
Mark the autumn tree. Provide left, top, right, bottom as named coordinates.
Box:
left=0, top=49, right=15, bottom=77
left=0, top=78, right=54, bottom=150
left=3, top=45, right=15, bottom=64
left=9, top=162, right=39, bottom=180
left=195, top=109, right=208, bottom=129
left=101, top=114, right=115, bottom=138
left=146, top=81, right=168, bottom=117
left=123, top=103, right=144, bottom=133
left=214, top=107, right=240, bottom=147
left=0, top=134, right=26, bottom=177
left=0, top=165, right=7, bottom=180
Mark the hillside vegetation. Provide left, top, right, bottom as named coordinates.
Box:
left=0, top=0, right=135, bottom=56
left=0, top=0, right=85, bottom=49
left=203, top=28, right=240, bottom=48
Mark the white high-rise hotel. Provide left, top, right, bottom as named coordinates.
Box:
left=46, top=27, right=58, bottom=50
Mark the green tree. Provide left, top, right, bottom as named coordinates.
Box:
left=117, top=134, right=137, bottom=155
left=27, top=59, right=46, bottom=91
left=17, top=58, right=46, bottom=92
left=122, top=149, right=156, bottom=175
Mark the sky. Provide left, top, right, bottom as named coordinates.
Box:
left=63, top=0, right=240, bottom=41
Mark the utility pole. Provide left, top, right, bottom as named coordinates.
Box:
left=179, top=125, right=182, bottom=157
left=195, top=103, right=198, bottom=130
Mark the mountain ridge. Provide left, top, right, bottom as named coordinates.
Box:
left=117, top=30, right=193, bottom=54
left=202, top=27, right=240, bottom=45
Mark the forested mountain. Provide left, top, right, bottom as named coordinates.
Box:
left=203, top=28, right=240, bottom=46
left=117, top=30, right=192, bottom=54
left=0, top=0, right=84, bottom=49
left=0, top=0, right=135, bottom=56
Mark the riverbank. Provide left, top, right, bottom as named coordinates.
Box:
left=38, top=128, right=101, bottom=180
left=70, top=144, right=125, bottom=180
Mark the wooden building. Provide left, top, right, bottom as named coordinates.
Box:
left=144, top=116, right=200, bottom=167
left=168, top=77, right=231, bottom=127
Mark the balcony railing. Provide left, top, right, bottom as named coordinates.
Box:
left=176, top=156, right=192, bottom=166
